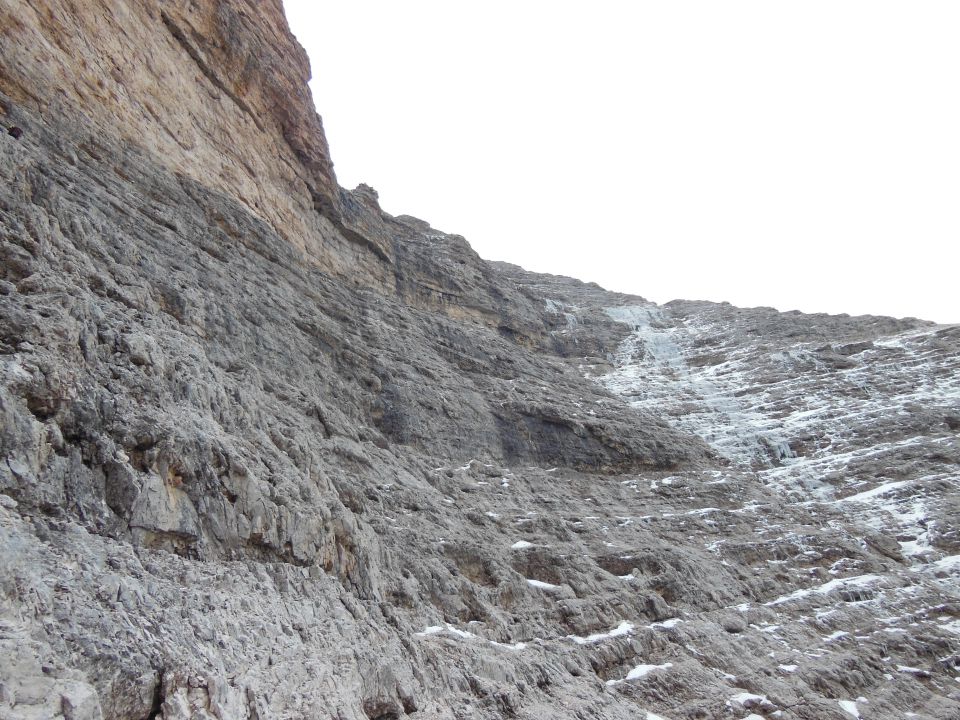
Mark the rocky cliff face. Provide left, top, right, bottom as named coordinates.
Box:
left=1, top=2, right=958, bottom=719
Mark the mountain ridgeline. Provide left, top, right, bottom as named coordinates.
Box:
left=1, top=1, right=958, bottom=719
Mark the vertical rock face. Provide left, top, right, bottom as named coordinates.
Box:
left=1, top=2, right=958, bottom=719
left=2, top=0, right=338, bottom=251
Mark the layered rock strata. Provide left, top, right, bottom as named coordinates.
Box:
left=1, top=1, right=958, bottom=719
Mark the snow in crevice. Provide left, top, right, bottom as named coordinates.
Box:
left=727, top=692, right=776, bottom=712
left=526, top=578, right=561, bottom=591
left=599, top=308, right=960, bottom=580
left=566, top=621, right=634, bottom=645
left=414, top=623, right=531, bottom=651
left=599, top=305, right=794, bottom=466
left=838, top=699, right=861, bottom=718
left=545, top=298, right=580, bottom=333
left=765, top=574, right=883, bottom=607
left=606, top=661, right=674, bottom=685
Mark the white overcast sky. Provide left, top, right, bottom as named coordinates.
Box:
left=284, top=1, right=959, bottom=323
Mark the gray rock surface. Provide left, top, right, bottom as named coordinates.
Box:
left=1, top=1, right=958, bottom=718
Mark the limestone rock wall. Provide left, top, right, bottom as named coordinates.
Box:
left=1, top=0, right=380, bottom=282
left=1, top=1, right=958, bottom=719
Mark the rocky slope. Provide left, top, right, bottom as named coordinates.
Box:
left=1, top=2, right=957, bottom=719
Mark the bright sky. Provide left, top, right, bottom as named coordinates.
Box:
left=284, top=1, right=959, bottom=323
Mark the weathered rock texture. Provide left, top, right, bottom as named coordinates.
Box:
left=1, top=2, right=958, bottom=719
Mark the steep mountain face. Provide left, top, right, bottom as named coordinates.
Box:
left=0, top=2, right=957, bottom=719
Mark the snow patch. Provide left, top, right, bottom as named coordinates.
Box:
left=897, top=665, right=926, bottom=675
left=415, top=624, right=475, bottom=639
left=930, top=554, right=960, bottom=572
left=489, top=640, right=528, bottom=651
left=649, top=618, right=683, bottom=629
left=765, top=574, right=881, bottom=606
left=526, top=578, right=560, bottom=590
left=607, top=662, right=674, bottom=685
left=834, top=479, right=911, bottom=504
left=726, top=692, right=777, bottom=716
left=838, top=699, right=860, bottom=718
left=567, top=621, right=634, bottom=645
left=730, top=692, right=770, bottom=707
left=415, top=625, right=443, bottom=636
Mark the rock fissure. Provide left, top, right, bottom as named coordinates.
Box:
left=159, top=11, right=266, bottom=134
